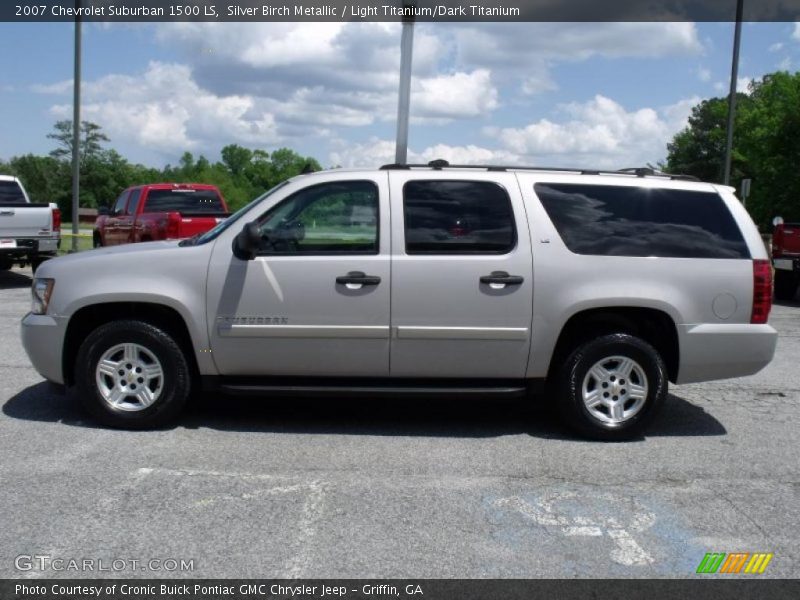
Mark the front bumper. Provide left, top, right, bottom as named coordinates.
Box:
left=676, top=323, right=778, bottom=384
left=21, top=312, right=69, bottom=385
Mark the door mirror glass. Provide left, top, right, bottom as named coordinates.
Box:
left=773, top=216, right=784, bottom=227
left=232, top=221, right=262, bottom=260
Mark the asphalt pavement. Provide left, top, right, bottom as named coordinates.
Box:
left=1, top=265, right=798, bottom=578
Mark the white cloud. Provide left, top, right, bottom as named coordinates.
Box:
left=328, top=138, right=515, bottom=169
left=794, top=23, right=800, bottom=40
left=778, top=57, right=792, bottom=70
left=485, top=95, right=697, bottom=168
left=413, top=70, right=498, bottom=119
left=50, top=62, right=281, bottom=153
left=696, top=67, right=712, bottom=82
left=737, top=76, right=753, bottom=93
left=769, top=42, right=784, bottom=52
left=332, top=95, right=699, bottom=170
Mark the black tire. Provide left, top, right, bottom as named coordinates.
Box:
left=774, top=271, right=798, bottom=301
left=93, top=232, right=102, bottom=248
left=0, top=260, right=11, bottom=271
left=75, top=320, right=191, bottom=429
left=556, top=333, right=667, bottom=441
left=30, top=256, right=46, bottom=273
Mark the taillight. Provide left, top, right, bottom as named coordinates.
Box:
left=166, top=212, right=181, bottom=239
left=751, top=259, right=773, bottom=324
left=51, top=208, right=61, bottom=232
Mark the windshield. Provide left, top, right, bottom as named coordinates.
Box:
left=0, top=180, right=26, bottom=204
left=184, top=181, right=291, bottom=246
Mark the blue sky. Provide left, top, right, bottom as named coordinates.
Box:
left=0, top=21, right=798, bottom=169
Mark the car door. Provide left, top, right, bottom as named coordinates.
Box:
left=116, top=188, right=141, bottom=243
left=206, top=173, right=391, bottom=377
left=104, top=189, right=131, bottom=245
left=389, top=171, right=533, bottom=378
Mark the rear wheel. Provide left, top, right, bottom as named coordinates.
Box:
left=774, top=270, right=798, bottom=301
left=75, top=320, right=191, bottom=428
left=93, top=232, right=102, bottom=248
left=556, top=333, right=667, bottom=441
left=0, top=259, right=11, bottom=271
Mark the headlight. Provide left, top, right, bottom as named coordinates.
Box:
left=31, top=278, right=55, bottom=315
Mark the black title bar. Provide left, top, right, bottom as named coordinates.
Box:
left=3, top=580, right=800, bottom=600
left=4, top=0, right=800, bottom=22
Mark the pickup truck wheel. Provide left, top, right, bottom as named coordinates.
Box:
left=75, top=320, right=190, bottom=429
left=556, top=333, right=667, bottom=441
left=774, top=271, right=798, bottom=301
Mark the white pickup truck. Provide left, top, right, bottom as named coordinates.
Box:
left=0, top=175, right=61, bottom=272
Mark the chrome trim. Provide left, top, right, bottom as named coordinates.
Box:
left=395, top=326, right=529, bottom=341
left=218, top=324, right=391, bottom=339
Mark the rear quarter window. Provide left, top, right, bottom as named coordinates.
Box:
left=144, top=189, right=224, bottom=213
left=534, top=183, right=750, bottom=259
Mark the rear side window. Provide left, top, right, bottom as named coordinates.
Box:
left=0, top=180, right=26, bottom=204
left=403, top=180, right=516, bottom=254
left=144, top=189, right=224, bottom=213
left=535, top=183, right=750, bottom=259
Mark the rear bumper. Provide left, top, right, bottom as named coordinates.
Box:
left=21, top=312, right=68, bottom=385
left=773, top=256, right=800, bottom=273
left=0, top=237, right=59, bottom=258
left=676, top=323, right=778, bottom=384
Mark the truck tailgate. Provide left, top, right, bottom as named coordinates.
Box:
left=776, top=223, right=800, bottom=255
left=0, top=203, right=53, bottom=239
left=176, top=214, right=228, bottom=238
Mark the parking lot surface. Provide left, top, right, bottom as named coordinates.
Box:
left=1, top=266, right=798, bottom=578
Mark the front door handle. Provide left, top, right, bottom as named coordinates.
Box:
left=480, top=271, right=524, bottom=286
left=336, top=271, right=381, bottom=286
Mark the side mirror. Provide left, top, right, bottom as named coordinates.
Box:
left=98, top=206, right=110, bottom=216
left=773, top=216, right=784, bottom=227
left=232, top=221, right=262, bottom=260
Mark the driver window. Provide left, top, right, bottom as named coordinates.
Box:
left=256, top=180, right=379, bottom=255
left=111, top=190, right=130, bottom=215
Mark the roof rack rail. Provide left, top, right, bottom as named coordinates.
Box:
left=379, top=160, right=699, bottom=181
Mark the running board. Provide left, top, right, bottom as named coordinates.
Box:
left=203, top=376, right=539, bottom=398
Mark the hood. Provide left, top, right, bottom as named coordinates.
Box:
left=35, top=240, right=194, bottom=277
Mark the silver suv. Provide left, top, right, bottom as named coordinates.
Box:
left=21, top=163, right=778, bottom=439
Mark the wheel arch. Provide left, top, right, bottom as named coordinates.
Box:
left=62, top=302, right=200, bottom=386
left=547, top=306, right=680, bottom=383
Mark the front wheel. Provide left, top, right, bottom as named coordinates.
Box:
left=75, top=320, right=191, bottom=428
left=556, top=333, right=667, bottom=441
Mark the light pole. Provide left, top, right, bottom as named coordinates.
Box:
left=394, top=2, right=416, bottom=165
left=70, top=3, right=82, bottom=251
left=723, top=0, right=744, bottom=186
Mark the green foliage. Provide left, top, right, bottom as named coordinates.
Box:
left=1, top=121, right=323, bottom=215
left=666, top=71, right=800, bottom=228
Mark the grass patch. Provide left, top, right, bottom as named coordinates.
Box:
left=58, top=234, right=94, bottom=255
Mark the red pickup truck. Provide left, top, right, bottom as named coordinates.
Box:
left=772, top=220, right=800, bottom=300
left=94, top=183, right=229, bottom=247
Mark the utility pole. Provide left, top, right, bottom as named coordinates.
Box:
left=394, top=1, right=416, bottom=165
left=70, top=1, right=82, bottom=252
left=723, top=0, right=744, bottom=186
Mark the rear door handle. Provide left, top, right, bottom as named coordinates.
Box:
left=336, top=271, right=381, bottom=286
left=480, top=271, right=524, bottom=286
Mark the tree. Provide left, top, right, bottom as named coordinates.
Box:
left=665, top=71, right=800, bottom=227
left=220, top=144, right=253, bottom=176
left=47, top=120, right=110, bottom=162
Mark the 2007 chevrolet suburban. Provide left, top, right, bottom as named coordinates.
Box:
left=21, top=162, right=778, bottom=439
